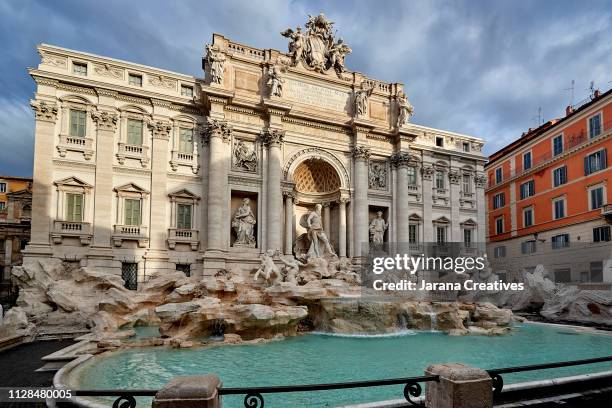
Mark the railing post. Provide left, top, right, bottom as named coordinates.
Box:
left=425, top=363, right=492, bottom=408
left=152, top=375, right=222, bottom=408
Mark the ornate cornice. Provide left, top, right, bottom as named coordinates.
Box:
left=95, top=88, right=118, bottom=98
left=31, top=75, right=59, bottom=88
left=116, top=93, right=152, bottom=106
left=148, top=120, right=173, bottom=140
left=91, top=110, right=118, bottom=130
left=113, top=166, right=151, bottom=176
left=261, top=128, right=285, bottom=147
left=169, top=103, right=202, bottom=116
left=30, top=100, right=58, bottom=123
left=352, top=145, right=371, bottom=160
left=282, top=116, right=350, bottom=134
left=151, top=98, right=172, bottom=107
left=226, top=105, right=260, bottom=116
left=57, top=82, right=97, bottom=95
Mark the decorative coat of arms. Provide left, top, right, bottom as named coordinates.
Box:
left=281, top=13, right=352, bottom=76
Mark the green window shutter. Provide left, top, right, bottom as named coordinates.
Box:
left=66, top=193, right=74, bottom=221
left=66, top=193, right=83, bottom=222
left=177, top=204, right=192, bottom=229
left=179, top=128, right=193, bottom=153
left=127, top=119, right=143, bottom=145
left=69, top=110, right=86, bottom=137
left=125, top=199, right=141, bottom=225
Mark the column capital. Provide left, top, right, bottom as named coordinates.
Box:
left=148, top=119, right=173, bottom=140
left=390, top=151, right=410, bottom=168
left=352, top=145, right=371, bottom=160
left=474, top=172, right=487, bottom=188
left=283, top=190, right=296, bottom=199
left=338, top=196, right=350, bottom=204
left=30, top=100, right=58, bottom=123
left=448, top=168, right=461, bottom=184
left=91, top=109, right=118, bottom=131
left=421, top=164, right=435, bottom=180
left=261, top=128, right=285, bottom=147
left=206, top=119, right=232, bottom=144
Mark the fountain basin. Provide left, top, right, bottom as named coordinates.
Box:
left=57, top=323, right=612, bottom=408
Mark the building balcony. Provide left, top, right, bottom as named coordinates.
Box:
left=51, top=221, right=92, bottom=245
left=602, top=204, right=612, bottom=223
left=169, top=150, right=199, bottom=174
left=112, top=224, right=148, bottom=248
left=57, top=134, right=94, bottom=160
left=167, top=228, right=199, bottom=250
left=117, top=143, right=150, bottom=167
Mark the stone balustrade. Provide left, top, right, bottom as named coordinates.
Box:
left=57, top=134, right=94, bottom=160
left=112, top=224, right=149, bottom=248
left=51, top=220, right=92, bottom=245
left=116, top=142, right=150, bottom=167
left=168, top=228, right=199, bottom=250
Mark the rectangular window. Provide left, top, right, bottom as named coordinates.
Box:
left=553, top=198, right=565, bottom=219
left=127, top=119, right=143, bottom=145
left=177, top=203, right=192, bottom=229
left=69, top=109, right=87, bottom=137
left=0, top=182, right=5, bottom=193
left=124, top=199, right=141, bottom=226
left=435, top=171, right=445, bottom=189
left=584, top=149, right=608, bottom=175
left=553, top=134, right=563, bottom=156
left=493, top=192, right=505, bottom=209
left=72, top=62, right=87, bottom=76
left=553, top=166, right=567, bottom=187
left=462, top=174, right=471, bottom=193
left=520, top=180, right=535, bottom=199
left=523, top=151, right=532, bottom=170
left=495, top=217, right=504, bottom=234
left=463, top=229, right=472, bottom=247
left=407, top=167, right=417, bottom=185
left=554, top=268, right=571, bottom=283
left=462, top=142, right=470, bottom=152
left=552, top=234, right=569, bottom=249
left=523, top=207, right=533, bottom=227
left=121, top=262, right=138, bottom=290
left=590, top=261, right=604, bottom=282
left=128, top=73, right=143, bottom=87
left=493, top=246, right=506, bottom=258
left=436, top=226, right=447, bottom=244
left=178, top=128, right=193, bottom=153
left=180, top=85, right=193, bottom=97
left=590, top=186, right=604, bottom=210
left=65, top=193, right=84, bottom=222
left=409, top=224, right=418, bottom=244
left=436, top=136, right=444, bottom=147
left=589, top=113, right=602, bottom=138
left=521, top=240, right=536, bottom=254
left=593, top=225, right=611, bottom=242
left=495, top=168, right=503, bottom=184
left=0, top=201, right=5, bottom=211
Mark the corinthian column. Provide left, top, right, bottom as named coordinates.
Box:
left=338, top=197, right=349, bottom=258
left=90, top=109, right=119, bottom=249
left=27, top=100, right=58, bottom=254
left=352, top=145, right=370, bottom=257
left=263, top=129, right=284, bottom=252
left=206, top=120, right=231, bottom=252
left=392, top=152, right=410, bottom=243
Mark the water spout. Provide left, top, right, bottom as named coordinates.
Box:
left=425, top=312, right=437, bottom=332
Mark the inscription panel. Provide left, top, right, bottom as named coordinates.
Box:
left=284, top=78, right=350, bottom=112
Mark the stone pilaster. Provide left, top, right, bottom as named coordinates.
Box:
left=448, top=167, right=462, bottom=242
left=262, top=128, right=284, bottom=252
left=352, top=144, right=371, bottom=257
left=475, top=172, right=488, bottom=243
left=90, top=108, right=118, bottom=249
left=283, top=191, right=294, bottom=255
left=391, top=152, right=410, bottom=243
left=323, top=202, right=331, bottom=237
left=26, top=100, right=58, bottom=255
left=198, top=124, right=210, bottom=251
left=421, top=163, right=435, bottom=242
left=206, top=120, right=231, bottom=253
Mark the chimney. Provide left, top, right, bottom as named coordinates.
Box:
left=594, top=89, right=601, bottom=98
left=565, top=105, right=574, bottom=116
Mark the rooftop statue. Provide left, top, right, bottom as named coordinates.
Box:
left=396, top=90, right=415, bottom=127
left=281, top=13, right=351, bottom=77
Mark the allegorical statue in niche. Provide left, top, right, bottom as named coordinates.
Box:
left=369, top=211, right=388, bottom=245
left=233, top=140, right=257, bottom=172
left=354, top=82, right=374, bottom=117
left=280, top=26, right=305, bottom=66
left=232, top=198, right=256, bottom=247
left=396, top=90, right=414, bottom=126
left=206, top=44, right=226, bottom=85
left=306, top=203, right=335, bottom=258
left=267, top=65, right=285, bottom=97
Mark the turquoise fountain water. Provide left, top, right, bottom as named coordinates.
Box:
left=78, top=324, right=612, bottom=407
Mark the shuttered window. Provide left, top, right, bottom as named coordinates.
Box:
left=66, top=193, right=83, bottom=222
left=178, top=128, right=193, bottom=153
left=69, top=110, right=87, bottom=137
left=127, top=119, right=143, bottom=145
left=584, top=149, right=607, bottom=175
left=124, top=199, right=141, bottom=226
left=177, top=204, right=192, bottom=229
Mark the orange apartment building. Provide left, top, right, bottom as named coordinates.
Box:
left=0, top=176, right=32, bottom=286
left=485, top=89, right=612, bottom=284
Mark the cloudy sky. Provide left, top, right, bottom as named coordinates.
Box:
left=1, top=0, right=611, bottom=176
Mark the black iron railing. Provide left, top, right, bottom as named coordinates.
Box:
left=72, top=355, right=612, bottom=407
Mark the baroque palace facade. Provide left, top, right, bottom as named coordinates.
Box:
left=26, top=14, right=486, bottom=282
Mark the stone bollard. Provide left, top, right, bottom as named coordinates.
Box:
left=425, top=363, right=492, bottom=408
left=152, top=375, right=222, bottom=408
